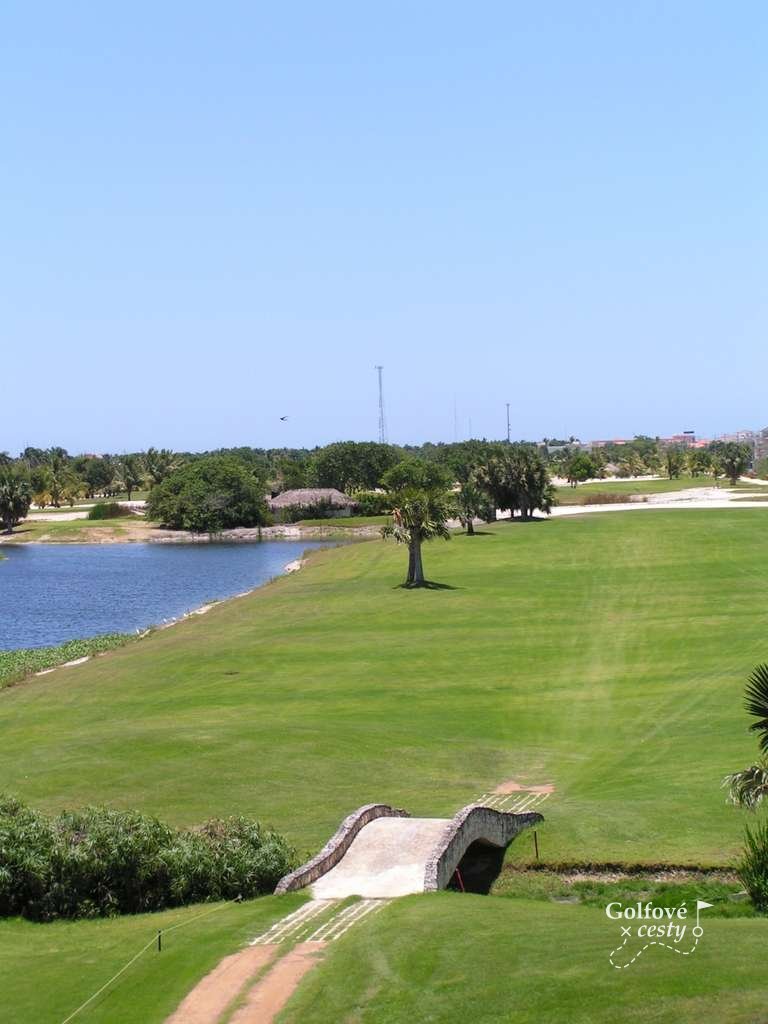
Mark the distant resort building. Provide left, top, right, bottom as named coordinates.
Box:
left=268, top=488, right=357, bottom=518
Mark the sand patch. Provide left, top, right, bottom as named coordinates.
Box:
left=494, top=779, right=555, bottom=795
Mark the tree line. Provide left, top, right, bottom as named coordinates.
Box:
left=559, top=438, right=753, bottom=486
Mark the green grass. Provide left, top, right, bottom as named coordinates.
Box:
left=554, top=476, right=716, bottom=505
left=5, top=509, right=768, bottom=1022
left=0, top=894, right=306, bottom=1024
left=3, top=517, right=149, bottom=542
left=492, top=869, right=751, bottom=917
left=1, top=510, right=766, bottom=866
left=279, top=893, right=768, bottom=1023
left=294, top=514, right=390, bottom=527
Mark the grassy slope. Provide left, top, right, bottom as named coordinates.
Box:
left=1, top=510, right=766, bottom=866
left=3, top=517, right=142, bottom=542
left=1, top=894, right=305, bottom=1024
left=279, top=893, right=768, bottom=1024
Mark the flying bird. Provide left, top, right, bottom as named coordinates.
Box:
left=279, top=416, right=289, bottom=421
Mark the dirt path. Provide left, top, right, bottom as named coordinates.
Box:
left=229, top=943, right=326, bottom=1024
left=165, top=946, right=277, bottom=1024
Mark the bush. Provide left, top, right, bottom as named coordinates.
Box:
left=146, top=456, right=271, bottom=533
left=274, top=499, right=356, bottom=524
left=353, top=491, right=392, bottom=516
left=737, top=818, right=768, bottom=911
left=0, top=795, right=296, bottom=921
left=88, top=502, right=133, bottom=520
left=573, top=492, right=649, bottom=506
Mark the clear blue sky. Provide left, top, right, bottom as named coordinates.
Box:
left=1, top=2, right=765, bottom=454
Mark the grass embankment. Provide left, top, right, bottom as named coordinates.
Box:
left=3, top=517, right=152, bottom=543
left=554, top=476, right=716, bottom=505
left=0, top=635, right=131, bottom=688
left=0, top=894, right=305, bottom=1024
left=1, top=510, right=765, bottom=866
left=280, top=893, right=768, bottom=1023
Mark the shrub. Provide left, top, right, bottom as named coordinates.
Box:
left=737, top=818, right=768, bottom=911
left=353, top=491, right=392, bottom=517
left=0, top=796, right=296, bottom=921
left=274, top=498, right=356, bottom=524
left=88, top=502, right=133, bottom=520
left=574, top=492, right=649, bottom=506
left=146, top=456, right=271, bottom=532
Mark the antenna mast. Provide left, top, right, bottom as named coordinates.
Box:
left=375, top=365, right=388, bottom=444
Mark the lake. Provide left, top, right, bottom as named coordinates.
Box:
left=1, top=541, right=333, bottom=650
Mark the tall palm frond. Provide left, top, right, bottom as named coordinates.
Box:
left=723, top=760, right=768, bottom=811
left=745, top=664, right=768, bottom=755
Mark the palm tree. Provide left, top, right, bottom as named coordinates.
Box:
left=381, top=487, right=453, bottom=586
left=455, top=479, right=493, bottom=535
left=144, top=448, right=177, bottom=488
left=476, top=445, right=553, bottom=521
left=724, top=664, right=768, bottom=809
left=0, top=469, right=31, bottom=533
left=118, top=455, right=145, bottom=500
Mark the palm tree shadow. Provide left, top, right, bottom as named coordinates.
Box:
left=394, top=580, right=459, bottom=591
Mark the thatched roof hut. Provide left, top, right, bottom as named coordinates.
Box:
left=268, top=488, right=356, bottom=511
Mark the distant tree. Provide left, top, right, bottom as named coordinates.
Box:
left=0, top=452, right=11, bottom=467
left=688, top=448, right=712, bottom=477
left=476, top=445, right=554, bottom=521
left=617, top=451, right=644, bottom=478
left=81, top=457, right=115, bottom=499
left=0, top=468, right=31, bottom=532
left=709, top=441, right=751, bottom=486
left=564, top=452, right=597, bottom=487
left=315, top=442, right=401, bottom=492
left=19, top=447, right=48, bottom=468
left=118, top=455, right=144, bottom=501
left=755, top=458, right=768, bottom=481
left=664, top=446, right=686, bottom=479
left=144, top=448, right=178, bottom=489
left=60, top=470, right=84, bottom=507
left=146, top=456, right=269, bottom=533
left=275, top=455, right=309, bottom=490
left=381, top=459, right=451, bottom=493
left=455, top=479, right=494, bottom=535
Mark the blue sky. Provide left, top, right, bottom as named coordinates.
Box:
left=1, top=2, right=765, bottom=453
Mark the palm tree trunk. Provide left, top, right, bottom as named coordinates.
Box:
left=408, top=534, right=425, bottom=586
left=466, top=518, right=475, bottom=536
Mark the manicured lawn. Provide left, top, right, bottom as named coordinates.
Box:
left=0, top=894, right=305, bottom=1024
left=279, top=893, right=768, bottom=1024
left=1, top=510, right=766, bottom=867
left=554, top=476, right=717, bottom=505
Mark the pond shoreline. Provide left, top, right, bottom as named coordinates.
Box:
left=1, top=520, right=381, bottom=545
left=0, top=539, right=341, bottom=653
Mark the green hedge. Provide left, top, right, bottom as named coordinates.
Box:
left=0, top=795, right=297, bottom=921
left=0, top=634, right=131, bottom=689
left=87, top=502, right=134, bottom=520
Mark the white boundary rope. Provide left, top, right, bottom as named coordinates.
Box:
left=59, top=901, right=235, bottom=1024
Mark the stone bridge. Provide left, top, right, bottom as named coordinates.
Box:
left=275, top=802, right=543, bottom=898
